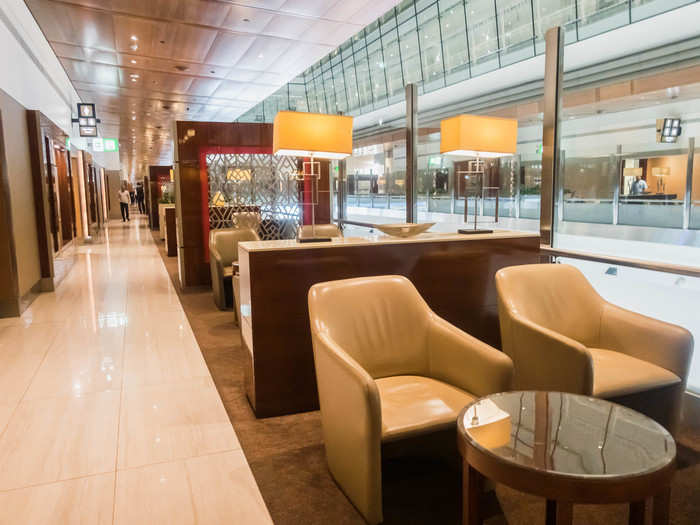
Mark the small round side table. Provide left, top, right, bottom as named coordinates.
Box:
left=457, top=391, right=676, bottom=525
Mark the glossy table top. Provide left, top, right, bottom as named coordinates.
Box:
left=459, top=391, right=675, bottom=478
left=239, top=229, right=539, bottom=252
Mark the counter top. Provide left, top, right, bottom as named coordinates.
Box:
left=239, top=229, right=539, bottom=253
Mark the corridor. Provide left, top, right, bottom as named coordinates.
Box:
left=0, top=217, right=272, bottom=524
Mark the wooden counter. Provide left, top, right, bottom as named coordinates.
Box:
left=238, top=230, right=541, bottom=417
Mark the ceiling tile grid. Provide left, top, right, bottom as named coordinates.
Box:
left=24, top=0, right=401, bottom=176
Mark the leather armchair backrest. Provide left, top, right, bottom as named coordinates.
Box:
left=309, top=275, right=430, bottom=379
left=496, top=264, right=604, bottom=347
left=299, top=223, right=343, bottom=238
left=233, top=211, right=261, bottom=230
left=210, top=228, right=260, bottom=264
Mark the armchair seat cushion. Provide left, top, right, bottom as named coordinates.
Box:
left=589, top=348, right=680, bottom=398
left=376, top=375, right=475, bottom=442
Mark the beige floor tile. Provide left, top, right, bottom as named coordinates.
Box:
left=23, top=341, right=123, bottom=400
left=122, top=339, right=209, bottom=388
left=0, top=473, right=114, bottom=525
left=0, top=324, right=60, bottom=406
left=114, top=451, right=272, bottom=525
left=0, top=391, right=120, bottom=490
left=118, top=377, right=240, bottom=469
left=0, top=405, right=15, bottom=436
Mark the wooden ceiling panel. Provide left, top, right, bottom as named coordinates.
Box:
left=159, top=23, right=218, bottom=62
left=262, top=14, right=314, bottom=40
left=234, top=36, right=292, bottom=71
left=56, top=0, right=232, bottom=26
left=112, top=15, right=162, bottom=54
left=26, top=0, right=115, bottom=48
left=188, top=78, right=224, bottom=97
left=211, top=80, right=247, bottom=100
left=278, top=0, right=330, bottom=19
left=61, top=58, right=120, bottom=86
left=204, top=32, right=256, bottom=67
left=221, top=5, right=275, bottom=33
left=24, top=0, right=403, bottom=176
left=269, top=42, right=332, bottom=74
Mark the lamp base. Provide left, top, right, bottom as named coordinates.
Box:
left=297, top=237, right=332, bottom=243
left=458, top=228, right=493, bottom=235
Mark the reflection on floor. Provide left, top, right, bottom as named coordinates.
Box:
left=154, top=230, right=700, bottom=525
left=0, top=217, right=272, bottom=525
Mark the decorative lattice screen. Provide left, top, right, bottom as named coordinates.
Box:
left=206, top=153, right=300, bottom=240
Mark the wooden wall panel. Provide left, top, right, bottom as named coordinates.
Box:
left=243, top=235, right=542, bottom=417
left=0, top=111, right=20, bottom=317
left=174, top=121, right=280, bottom=290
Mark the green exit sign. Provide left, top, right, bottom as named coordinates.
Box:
left=104, top=138, right=118, bottom=152
left=536, top=143, right=543, bottom=155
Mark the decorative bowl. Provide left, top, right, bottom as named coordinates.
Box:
left=374, top=223, right=435, bottom=238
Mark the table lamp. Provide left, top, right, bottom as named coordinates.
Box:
left=440, top=114, right=518, bottom=234
left=651, top=167, right=669, bottom=193
left=273, top=111, right=353, bottom=242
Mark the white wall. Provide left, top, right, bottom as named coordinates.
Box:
left=0, top=0, right=79, bottom=134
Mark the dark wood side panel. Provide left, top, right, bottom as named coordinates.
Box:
left=0, top=111, right=20, bottom=316
left=174, top=121, right=276, bottom=290
left=26, top=110, right=53, bottom=284
left=165, top=207, right=177, bottom=256
left=245, top=235, right=541, bottom=417
left=56, top=146, right=73, bottom=242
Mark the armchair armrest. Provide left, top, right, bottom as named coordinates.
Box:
left=209, top=245, right=225, bottom=277
left=507, top=313, right=594, bottom=394
left=600, top=302, right=694, bottom=382
left=310, top=329, right=383, bottom=525
left=427, top=315, right=513, bottom=397
left=209, top=245, right=226, bottom=309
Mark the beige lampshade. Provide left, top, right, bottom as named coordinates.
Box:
left=440, top=114, right=518, bottom=158
left=273, top=111, right=353, bottom=159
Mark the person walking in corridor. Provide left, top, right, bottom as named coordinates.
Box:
left=119, top=186, right=131, bottom=222
left=136, top=182, right=145, bottom=214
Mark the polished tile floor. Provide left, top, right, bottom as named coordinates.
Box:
left=0, top=216, right=273, bottom=524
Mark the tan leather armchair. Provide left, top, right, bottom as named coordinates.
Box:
left=232, top=211, right=261, bottom=231
left=308, top=275, right=513, bottom=524
left=496, top=263, right=693, bottom=434
left=298, top=223, right=342, bottom=239
left=209, top=228, right=259, bottom=311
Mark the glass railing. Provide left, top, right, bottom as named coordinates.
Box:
left=236, top=0, right=698, bottom=123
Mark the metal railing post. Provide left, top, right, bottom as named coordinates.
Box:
left=405, top=84, right=418, bottom=223
left=683, top=137, right=695, bottom=229
left=540, top=26, right=564, bottom=246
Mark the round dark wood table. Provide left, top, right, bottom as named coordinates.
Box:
left=457, top=391, right=676, bottom=525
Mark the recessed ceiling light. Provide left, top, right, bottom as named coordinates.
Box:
left=130, top=44, right=138, bottom=51
left=130, top=59, right=136, bottom=64
left=130, top=35, right=138, bottom=41
left=258, top=53, right=264, bottom=59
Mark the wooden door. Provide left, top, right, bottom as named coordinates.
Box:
left=55, top=147, right=73, bottom=242
left=44, top=137, right=60, bottom=251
